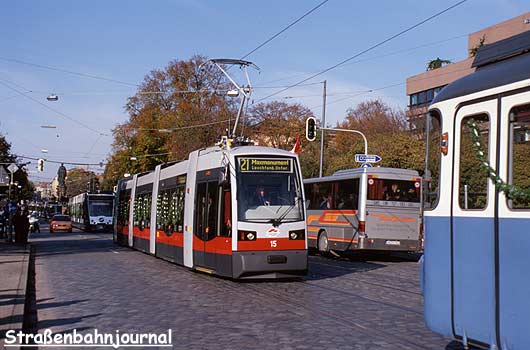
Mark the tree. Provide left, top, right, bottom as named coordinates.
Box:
left=103, top=55, right=236, bottom=187
left=65, top=168, right=100, bottom=198
left=246, top=101, right=321, bottom=178
left=326, top=100, right=424, bottom=176
left=427, top=57, right=452, bottom=71
left=0, top=133, right=34, bottom=202
left=469, top=35, right=486, bottom=57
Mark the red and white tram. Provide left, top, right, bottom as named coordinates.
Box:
left=114, top=145, right=308, bottom=279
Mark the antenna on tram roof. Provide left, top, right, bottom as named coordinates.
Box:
left=200, top=58, right=259, bottom=143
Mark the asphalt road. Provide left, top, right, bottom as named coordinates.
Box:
left=27, top=224, right=461, bottom=350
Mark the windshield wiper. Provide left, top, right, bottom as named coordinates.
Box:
left=269, top=196, right=301, bottom=227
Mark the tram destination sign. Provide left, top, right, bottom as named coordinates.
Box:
left=239, top=158, right=293, bottom=173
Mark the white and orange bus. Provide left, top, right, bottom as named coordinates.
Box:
left=304, top=167, right=422, bottom=254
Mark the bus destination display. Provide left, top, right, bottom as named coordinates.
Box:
left=239, top=158, right=292, bottom=173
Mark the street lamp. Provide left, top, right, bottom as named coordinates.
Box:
left=47, top=94, right=59, bottom=101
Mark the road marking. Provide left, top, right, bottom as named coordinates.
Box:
left=110, top=249, right=119, bottom=254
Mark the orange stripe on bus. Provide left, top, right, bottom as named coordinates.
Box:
left=370, top=213, right=416, bottom=223
left=307, top=210, right=357, bottom=226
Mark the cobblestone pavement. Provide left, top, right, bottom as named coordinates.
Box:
left=29, top=227, right=462, bottom=350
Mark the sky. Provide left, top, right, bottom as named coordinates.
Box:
left=0, top=0, right=528, bottom=183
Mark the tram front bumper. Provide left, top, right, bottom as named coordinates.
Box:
left=232, top=249, right=308, bottom=279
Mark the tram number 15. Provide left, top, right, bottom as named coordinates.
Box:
left=270, top=240, right=277, bottom=248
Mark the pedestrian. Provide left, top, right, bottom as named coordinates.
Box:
left=13, top=208, right=29, bottom=244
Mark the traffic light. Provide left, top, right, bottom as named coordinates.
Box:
left=305, top=117, right=317, bottom=142
left=37, top=159, right=44, bottom=172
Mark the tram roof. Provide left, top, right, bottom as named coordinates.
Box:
left=304, top=167, right=419, bottom=183
left=432, top=30, right=530, bottom=105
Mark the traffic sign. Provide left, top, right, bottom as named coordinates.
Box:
left=360, top=163, right=372, bottom=168
left=7, top=163, right=18, bottom=174
left=355, top=154, right=382, bottom=163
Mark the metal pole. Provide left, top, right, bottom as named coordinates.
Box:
left=321, top=127, right=368, bottom=155
left=8, top=172, right=13, bottom=200
left=319, top=80, right=326, bottom=178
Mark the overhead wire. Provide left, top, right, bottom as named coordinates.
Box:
left=256, top=0, right=469, bottom=102
left=0, top=56, right=138, bottom=87
left=0, top=78, right=109, bottom=137
left=255, top=33, right=467, bottom=86
left=240, top=0, right=331, bottom=60
left=15, top=154, right=106, bottom=166
left=136, top=119, right=231, bottom=132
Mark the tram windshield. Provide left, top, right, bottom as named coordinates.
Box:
left=236, top=157, right=304, bottom=223
left=89, top=198, right=113, bottom=217
left=367, top=178, right=421, bottom=203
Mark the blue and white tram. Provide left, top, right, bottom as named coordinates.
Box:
left=422, top=31, right=530, bottom=349
left=113, top=144, right=308, bottom=279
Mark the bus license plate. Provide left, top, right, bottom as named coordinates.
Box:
left=385, top=240, right=401, bottom=246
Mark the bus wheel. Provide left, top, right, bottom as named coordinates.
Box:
left=318, top=231, right=330, bottom=254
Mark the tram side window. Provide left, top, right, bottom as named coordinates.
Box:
left=425, top=111, right=442, bottom=210
left=219, top=186, right=232, bottom=237
left=134, top=193, right=151, bottom=228
left=508, top=104, right=530, bottom=209
left=459, top=114, right=489, bottom=210
left=133, top=196, right=140, bottom=226
left=144, top=195, right=151, bottom=228
left=156, top=185, right=185, bottom=234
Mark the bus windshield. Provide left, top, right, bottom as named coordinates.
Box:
left=89, top=200, right=113, bottom=217
left=367, top=178, right=421, bottom=203
left=236, top=157, right=303, bottom=223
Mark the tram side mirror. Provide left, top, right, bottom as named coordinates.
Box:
left=218, top=165, right=229, bottom=185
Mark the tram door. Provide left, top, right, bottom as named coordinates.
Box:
left=451, top=100, right=497, bottom=345
left=497, top=97, right=530, bottom=349
left=194, top=181, right=219, bottom=269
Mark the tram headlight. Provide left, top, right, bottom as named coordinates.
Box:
left=289, top=229, right=305, bottom=240
left=238, top=230, right=257, bottom=241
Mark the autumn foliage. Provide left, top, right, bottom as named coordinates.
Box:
left=102, top=56, right=425, bottom=189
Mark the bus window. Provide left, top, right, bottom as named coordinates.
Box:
left=459, top=114, right=489, bottom=210
left=508, top=104, right=530, bottom=210
left=368, top=179, right=421, bottom=203
left=335, top=179, right=360, bottom=210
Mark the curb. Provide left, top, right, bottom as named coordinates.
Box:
left=0, top=244, right=29, bottom=349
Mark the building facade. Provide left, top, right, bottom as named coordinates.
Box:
left=406, top=12, right=530, bottom=134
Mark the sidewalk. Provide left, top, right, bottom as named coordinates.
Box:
left=0, top=243, right=30, bottom=346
